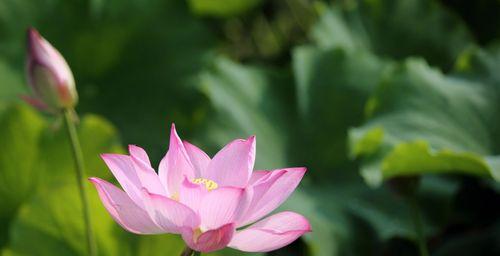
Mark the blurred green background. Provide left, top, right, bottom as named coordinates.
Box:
left=1, top=0, right=500, bottom=255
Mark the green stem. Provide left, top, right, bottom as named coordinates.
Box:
left=409, top=196, right=429, bottom=256
left=63, top=108, right=97, bottom=256
left=180, top=246, right=200, bottom=256
left=180, top=247, right=193, bottom=256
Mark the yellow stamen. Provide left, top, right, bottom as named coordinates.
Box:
left=170, top=192, right=179, bottom=201
left=192, top=228, right=203, bottom=243
left=192, top=178, right=218, bottom=191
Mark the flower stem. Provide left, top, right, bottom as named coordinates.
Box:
left=409, top=196, right=429, bottom=256
left=180, top=247, right=193, bottom=256
left=180, top=246, right=200, bottom=256
left=63, top=108, right=97, bottom=256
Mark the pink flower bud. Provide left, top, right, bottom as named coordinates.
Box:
left=25, top=28, right=78, bottom=110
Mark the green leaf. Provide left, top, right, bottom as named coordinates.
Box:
left=280, top=187, right=347, bottom=256
left=292, top=46, right=390, bottom=175
left=311, top=3, right=369, bottom=51
left=433, top=221, right=500, bottom=256
left=454, top=43, right=500, bottom=151
left=311, top=0, right=474, bottom=69
left=6, top=183, right=128, bottom=256
left=2, top=111, right=190, bottom=255
left=37, top=114, right=124, bottom=187
left=7, top=186, right=181, bottom=256
left=0, top=108, right=135, bottom=255
left=76, top=0, right=216, bottom=162
left=281, top=185, right=407, bottom=256
left=0, top=104, right=44, bottom=216
left=198, top=56, right=293, bottom=169
left=454, top=44, right=500, bottom=89
left=358, top=0, right=474, bottom=69
left=0, top=59, right=25, bottom=111
left=0, top=104, right=44, bottom=248
left=281, top=175, right=457, bottom=256
left=188, top=0, right=262, bottom=17
left=349, top=58, right=500, bottom=186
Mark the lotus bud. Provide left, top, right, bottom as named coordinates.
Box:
left=25, top=28, right=78, bottom=110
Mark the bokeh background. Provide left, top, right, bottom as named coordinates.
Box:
left=1, top=0, right=500, bottom=255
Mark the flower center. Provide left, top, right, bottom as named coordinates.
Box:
left=192, top=178, right=218, bottom=191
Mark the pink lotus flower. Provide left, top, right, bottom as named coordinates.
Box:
left=90, top=124, right=311, bottom=253
left=25, top=28, right=78, bottom=110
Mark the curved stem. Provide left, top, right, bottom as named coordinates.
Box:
left=63, top=108, right=97, bottom=256
left=409, top=196, right=429, bottom=256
